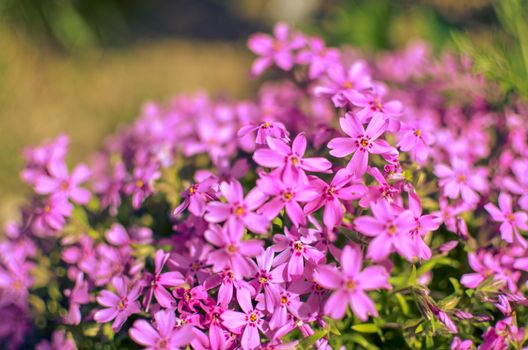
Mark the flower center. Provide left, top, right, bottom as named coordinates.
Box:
left=293, top=241, right=303, bottom=252
left=249, top=312, right=258, bottom=323
left=158, top=339, right=168, bottom=349
left=414, top=129, right=422, bottom=137
left=136, top=180, right=144, bottom=188
left=190, top=261, right=201, bottom=271
left=233, top=205, right=246, bottom=217
left=281, top=296, right=288, bottom=304
left=457, top=175, right=466, bottom=183
left=12, top=280, right=23, bottom=291
left=345, top=280, right=356, bottom=291
left=44, top=205, right=52, bottom=213
left=343, top=81, right=353, bottom=89
left=506, top=213, right=515, bottom=222
left=261, top=122, right=271, bottom=129
left=189, top=184, right=198, bottom=195
left=359, top=138, right=369, bottom=148
left=118, top=298, right=127, bottom=310
left=60, top=180, right=69, bottom=191
left=282, top=191, right=294, bottom=202
left=226, top=244, right=238, bottom=254
left=259, top=276, right=268, bottom=284
left=290, top=155, right=300, bottom=167
left=387, top=224, right=397, bottom=235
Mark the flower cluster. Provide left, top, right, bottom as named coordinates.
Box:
left=1, top=23, right=528, bottom=350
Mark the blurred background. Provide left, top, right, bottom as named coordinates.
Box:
left=0, top=0, right=517, bottom=220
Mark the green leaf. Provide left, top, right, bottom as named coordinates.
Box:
left=396, top=293, right=410, bottom=315
left=351, top=323, right=381, bottom=333
left=349, top=333, right=380, bottom=350
left=298, top=329, right=327, bottom=349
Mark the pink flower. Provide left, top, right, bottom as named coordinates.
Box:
left=327, top=113, right=395, bottom=177
left=205, top=224, right=263, bottom=278
left=64, top=273, right=90, bottom=325
left=221, top=290, right=265, bottom=350
left=434, top=158, right=488, bottom=204
left=237, top=121, right=289, bottom=145
left=124, top=165, right=161, bottom=209
left=35, top=330, right=77, bottom=350
left=314, top=61, right=372, bottom=107
left=247, top=22, right=305, bottom=76
left=249, top=248, right=286, bottom=313
left=205, top=180, right=269, bottom=234
left=173, top=177, right=217, bottom=216
left=272, top=227, right=325, bottom=281
left=484, top=192, right=528, bottom=248
left=94, top=276, right=142, bottom=332
left=346, top=86, right=403, bottom=123
left=143, top=250, right=185, bottom=310
left=304, top=169, right=367, bottom=230
left=313, top=245, right=390, bottom=320
left=253, top=133, right=332, bottom=184
left=129, top=310, right=194, bottom=349
left=397, top=121, right=435, bottom=164
left=32, top=196, right=73, bottom=234
left=34, top=163, right=91, bottom=204
left=297, top=37, right=340, bottom=80
left=354, top=200, right=416, bottom=261
left=257, top=173, right=319, bottom=226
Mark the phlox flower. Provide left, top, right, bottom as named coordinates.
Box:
left=304, top=169, right=367, bottom=230
left=268, top=288, right=302, bottom=330
left=346, top=86, right=403, bottom=124
left=204, top=268, right=253, bottom=308
left=34, top=163, right=91, bottom=205
left=271, top=227, right=325, bottom=281
left=247, top=22, right=305, bottom=76
left=143, top=250, right=186, bottom=310
left=450, top=337, right=473, bottom=350
left=253, top=133, right=332, bottom=184
left=204, top=224, right=263, bottom=278
left=354, top=200, right=416, bottom=261
left=461, top=251, right=520, bottom=292
left=296, top=37, right=340, bottom=80
left=314, top=61, right=372, bottom=107
left=408, top=189, right=441, bottom=261
left=21, top=134, right=69, bottom=186
left=434, top=158, right=488, bottom=204
left=313, top=245, right=390, bottom=320
left=249, top=248, right=286, bottom=313
left=173, top=177, right=217, bottom=216
left=129, top=310, right=194, bottom=350
left=64, top=273, right=90, bottom=325
left=35, top=330, right=77, bottom=350
left=358, top=167, right=400, bottom=207
left=397, top=121, right=435, bottom=164
left=257, top=173, right=319, bottom=226
left=32, top=195, right=73, bottom=234
left=205, top=180, right=269, bottom=234
left=221, top=290, right=265, bottom=350
left=94, top=276, right=142, bottom=332
left=484, top=192, right=528, bottom=248
left=124, top=165, right=160, bottom=209
left=237, top=121, right=289, bottom=145
left=327, top=113, right=395, bottom=177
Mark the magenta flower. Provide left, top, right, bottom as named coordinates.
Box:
left=268, top=289, right=302, bottom=330
left=32, top=196, right=73, bottom=234
left=484, top=192, right=528, bottom=247
left=143, top=250, right=186, bottom=310
left=296, top=37, right=340, bottom=79
left=257, top=173, right=319, bottom=226
left=173, top=177, right=217, bottom=216
left=205, top=223, right=263, bottom=278
left=314, top=61, right=372, bottom=107
left=346, top=88, right=403, bottom=123
left=221, top=290, right=265, bottom=350
left=237, top=121, right=289, bottom=145
left=354, top=200, right=416, bottom=261
left=397, top=121, right=436, bottom=164
left=327, top=113, right=395, bottom=177
left=304, top=169, right=367, bottom=230
left=434, top=158, right=488, bottom=204
left=249, top=248, right=286, bottom=313
left=451, top=337, right=473, bottom=350
left=34, top=163, right=91, bottom=204
left=205, top=180, right=269, bottom=234
left=253, top=133, right=332, bottom=183
left=313, top=245, right=390, bottom=320
left=247, top=22, right=305, bottom=76
left=129, top=310, right=194, bottom=349
left=272, top=227, right=325, bottom=281
left=461, top=251, right=519, bottom=292
left=94, top=276, right=142, bottom=332
left=64, top=273, right=90, bottom=325
left=124, top=165, right=160, bottom=209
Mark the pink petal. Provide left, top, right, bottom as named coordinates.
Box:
left=340, top=245, right=362, bottom=277
left=324, top=290, right=349, bottom=319
left=314, top=265, right=342, bottom=289
left=253, top=149, right=285, bottom=168
left=129, top=320, right=159, bottom=346
left=357, top=266, right=390, bottom=290
left=328, top=137, right=357, bottom=157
